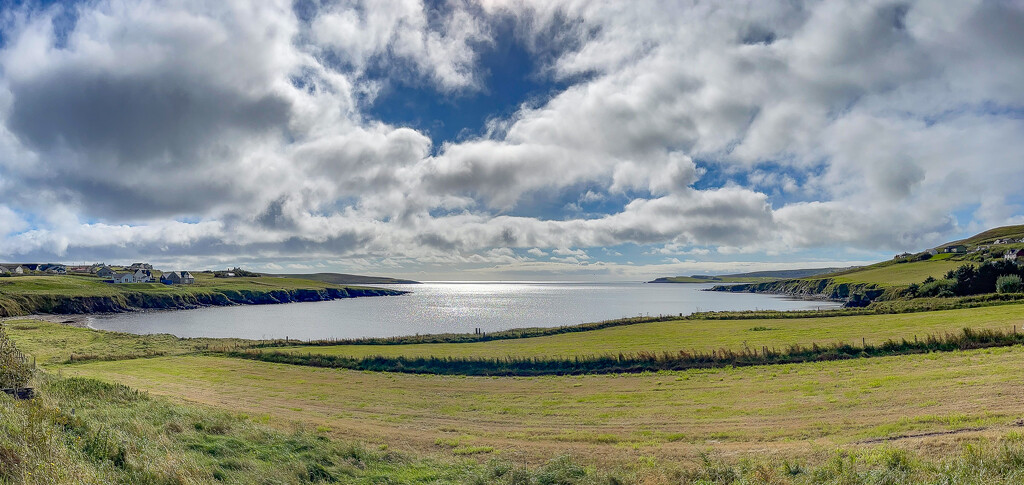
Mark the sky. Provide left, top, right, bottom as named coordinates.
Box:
left=0, top=0, right=1022, bottom=281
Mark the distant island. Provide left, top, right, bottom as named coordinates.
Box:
left=648, top=267, right=850, bottom=283
left=262, top=272, right=421, bottom=285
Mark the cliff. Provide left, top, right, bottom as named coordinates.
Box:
left=709, top=278, right=893, bottom=306
left=0, top=286, right=406, bottom=317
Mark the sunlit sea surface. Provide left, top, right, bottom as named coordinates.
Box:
left=86, top=281, right=841, bottom=340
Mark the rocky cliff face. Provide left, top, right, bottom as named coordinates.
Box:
left=0, top=287, right=407, bottom=317
left=709, top=278, right=888, bottom=306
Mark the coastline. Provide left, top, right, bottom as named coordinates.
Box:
left=0, top=285, right=410, bottom=319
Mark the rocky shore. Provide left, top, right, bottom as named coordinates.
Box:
left=0, top=286, right=408, bottom=318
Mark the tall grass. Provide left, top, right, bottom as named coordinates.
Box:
left=7, top=375, right=1024, bottom=483
left=1, top=375, right=628, bottom=484
left=227, top=327, right=1024, bottom=376
left=0, top=325, right=33, bottom=388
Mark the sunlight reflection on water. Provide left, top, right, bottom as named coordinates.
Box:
left=87, top=281, right=841, bottom=340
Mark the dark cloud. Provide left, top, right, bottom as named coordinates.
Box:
left=0, top=0, right=1022, bottom=272
left=7, top=71, right=290, bottom=166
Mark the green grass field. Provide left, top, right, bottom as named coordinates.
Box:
left=826, top=258, right=966, bottom=286
left=2, top=375, right=619, bottom=484
left=60, top=347, right=1024, bottom=465
left=1, top=319, right=249, bottom=364
left=9, top=300, right=1024, bottom=482
left=9, top=373, right=1024, bottom=484
left=0, top=273, right=362, bottom=298
left=0, top=273, right=397, bottom=317
left=267, top=304, right=1024, bottom=360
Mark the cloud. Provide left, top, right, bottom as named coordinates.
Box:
left=0, top=0, right=1021, bottom=274
left=311, top=0, right=490, bottom=91
left=527, top=247, right=547, bottom=257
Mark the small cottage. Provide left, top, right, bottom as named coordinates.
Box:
left=134, top=269, right=153, bottom=283
left=161, top=271, right=195, bottom=285
left=96, top=266, right=115, bottom=278
left=110, top=273, right=135, bottom=284
left=1, top=265, right=24, bottom=275
left=1005, top=249, right=1024, bottom=262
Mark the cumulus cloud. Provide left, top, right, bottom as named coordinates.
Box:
left=0, top=0, right=1022, bottom=275
left=311, top=0, right=489, bottom=91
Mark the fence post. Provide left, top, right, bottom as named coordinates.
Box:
left=862, top=337, right=866, bottom=348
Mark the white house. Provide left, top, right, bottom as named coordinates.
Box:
left=110, top=273, right=135, bottom=284
left=1005, top=249, right=1024, bottom=262
left=134, top=269, right=153, bottom=283
left=1, top=265, right=24, bottom=275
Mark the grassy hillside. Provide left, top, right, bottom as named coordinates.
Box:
left=824, top=257, right=965, bottom=286
left=0, top=273, right=405, bottom=316
left=711, top=226, right=1024, bottom=302
left=648, top=275, right=779, bottom=283
left=946, top=224, right=1024, bottom=247
left=649, top=268, right=851, bottom=284
left=0, top=273, right=363, bottom=297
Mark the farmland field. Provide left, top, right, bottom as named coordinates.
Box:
left=827, top=258, right=967, bottom=286
left=9, top=296, right=1024, bottom=477
left=269, top=303, right=1024, bottom=360
left=60, top=347, right=1024, bottom=464
left=0, top=273, right=369, bottom=298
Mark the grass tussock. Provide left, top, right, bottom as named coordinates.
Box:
left=666, top=439, right=1024, bottom=484
left=0, top=325, right=33, bottom=389
left=228, top=327, right=1024, bottom=376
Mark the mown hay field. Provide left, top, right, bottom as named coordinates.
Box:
left=61, top=346, right=1024, bottom=464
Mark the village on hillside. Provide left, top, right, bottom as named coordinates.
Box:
left=0, top=262, right=196, bottom=285
left=894, top=238, right=1024, bottom=262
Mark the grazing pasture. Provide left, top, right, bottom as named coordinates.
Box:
left=268, top=304, right=1024, bottom=360
left=826, top=258, right=967, bottom=286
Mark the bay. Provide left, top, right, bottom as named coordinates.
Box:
left=86, top=281, right=841, bottom=340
